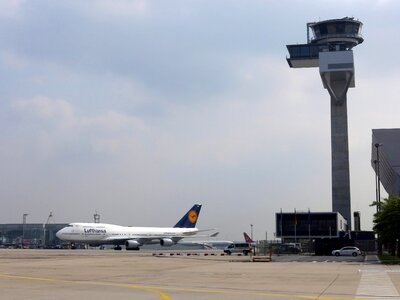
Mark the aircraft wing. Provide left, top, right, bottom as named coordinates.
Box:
left=100, top=236, right=137, bottom=245
left=180, top=232, right=219, bottom=239
left=101, top=229, right=217, bottom=246
left=178, top=241, right=216, bottom=249
left=102, top=235, right=183, bottom=246
left=196, top=228, right=218, bottom=233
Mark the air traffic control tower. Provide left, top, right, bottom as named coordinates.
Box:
left=286, top=17, right=364, bottom=229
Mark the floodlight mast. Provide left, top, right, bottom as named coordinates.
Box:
left=286, top=17, right=364, bottom=230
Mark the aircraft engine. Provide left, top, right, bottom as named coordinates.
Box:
left=125, top=240, right=141, bottom=250
left=160, top=238, right=175, bottom=247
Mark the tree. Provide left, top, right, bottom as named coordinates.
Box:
left=372, top=196, right=400, bottom=256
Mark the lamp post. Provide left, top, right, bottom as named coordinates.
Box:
left=375, top=143, right=383, bottom=208
left=22, top=213, right=28, bottom=248
left=374, top=159, right=379, bottom=214
left=375, top=142, right=383, bottom=255
left=43, top=224, right=46, bottom=248
left=250, top=224, right=253, bottom=240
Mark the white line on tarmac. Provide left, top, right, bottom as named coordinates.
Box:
left=356, top=256, right=400, bottom=300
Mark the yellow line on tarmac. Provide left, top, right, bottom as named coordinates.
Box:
left=0, top=273, right=367, bottom=300
left=154, top=285, right=367, bottom=300
left=0, top=273, right=171, bottom=300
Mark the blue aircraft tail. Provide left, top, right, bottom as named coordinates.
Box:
left=174, top=204, right=202, bottom=228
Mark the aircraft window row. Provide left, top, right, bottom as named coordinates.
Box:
left=83, top=227, right=106, bottom=229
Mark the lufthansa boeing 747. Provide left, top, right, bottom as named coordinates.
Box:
left=56, top=204, right=203, bottom=250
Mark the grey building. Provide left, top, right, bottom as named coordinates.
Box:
left=275, top=211, right=347, bottom=239
left=371, top=129, right=400, bottom=197
left=0, top=223, right=67, bottom=248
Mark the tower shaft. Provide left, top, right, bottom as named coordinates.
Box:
left=320, top=51, right=354, bottom=229
left=330, top=92, right=351, bottom=227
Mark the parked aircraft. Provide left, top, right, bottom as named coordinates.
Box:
left=180, top=232, right=256, bottom=250
left=178, top=232, right=233, bottom=250
left=243, top=232, right=257, bottom=246
left=56, top=204, right=203, bottom=250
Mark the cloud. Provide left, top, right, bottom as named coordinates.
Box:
left=5, top=51, right=331, bottom=177
left=0, top=0, right=24, bottom=19
left=10, top=96, right=152, bottom=159
left=13, top=96, right=75, bottom=124
left=80, top=0, right=149, bottom=18
left=1, top=1, right=400, bottom=236
left=0, top=51, right=29, bottom=69
left=81, top=111, right=144, bottom=133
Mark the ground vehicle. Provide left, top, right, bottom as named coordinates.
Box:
left=277, top=243, right=301, bottom=254
left=224, top=242, right=252, bottom=255
left=331, top=246, right=361, bottom=257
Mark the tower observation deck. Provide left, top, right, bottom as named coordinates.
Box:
left=286, top=18, right=364, bottom=229
left=287, top=17, right=363, bottom=68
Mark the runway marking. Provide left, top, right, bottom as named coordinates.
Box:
left=0, top=273, right=171, bottom=300
left=356, top=257, right=400, bottom=300
left=0, top=273, right=368, bottom=300
left=157, top=285, right=364, bottom=300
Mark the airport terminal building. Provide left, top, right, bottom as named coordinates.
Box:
left=275, top=211, right=375, bottom=253
left=275, top=212, right=347, bottom=240
left=0, top=223, right=67, bottom=248
left=372, top=128, right=400, bottom=197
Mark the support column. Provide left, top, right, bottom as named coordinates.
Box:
left=320, top=50, right=354, bottom=230
left=330, top=83, right=351, bottom=229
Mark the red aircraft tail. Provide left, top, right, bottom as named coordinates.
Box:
left=243, top=232, right=255, bottom=243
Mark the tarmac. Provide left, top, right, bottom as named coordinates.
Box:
left=0, top=249, right=399, bottom=300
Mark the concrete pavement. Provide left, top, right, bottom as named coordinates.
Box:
left=0, top=250, right=398, bottom=300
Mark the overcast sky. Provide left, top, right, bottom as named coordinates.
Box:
left=1, top=0, right=399, bottom=240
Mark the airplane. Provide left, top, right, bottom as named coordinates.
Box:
left=243, top=232, right=256, bottom=246
left=56, top=204, right=203, bottom=250
left=177, top=232, right=234, bottom=250
left=178, top=232, right=255, bottom=250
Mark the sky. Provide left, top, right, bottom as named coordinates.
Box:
left=1, top=0, right=400, bottom=241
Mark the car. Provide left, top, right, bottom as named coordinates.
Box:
left=277, top=243, right=302, bottom=254
left=331, top=246, right=361, bottom=257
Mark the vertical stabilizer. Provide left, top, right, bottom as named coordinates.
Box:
left=174, top=204, right=202, bottom=228
left=243, top=232, right=255, bottom=243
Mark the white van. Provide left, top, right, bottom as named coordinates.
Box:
left=223, top=242, right=252, bottom=255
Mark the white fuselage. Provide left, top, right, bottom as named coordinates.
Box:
left=56, top=223, right=199, bottom=245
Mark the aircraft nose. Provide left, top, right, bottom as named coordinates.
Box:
left=56, top=228, right=63, bottom=239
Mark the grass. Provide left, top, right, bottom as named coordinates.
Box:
left=379, top=254, right=400, bottom=264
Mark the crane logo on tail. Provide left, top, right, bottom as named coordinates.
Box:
left=188, top=210, right=198, bottom=223
left=173, top=204, right=202, bottom=228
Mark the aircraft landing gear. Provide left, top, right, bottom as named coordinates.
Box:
left=114, top=245, right=122, bottom=250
